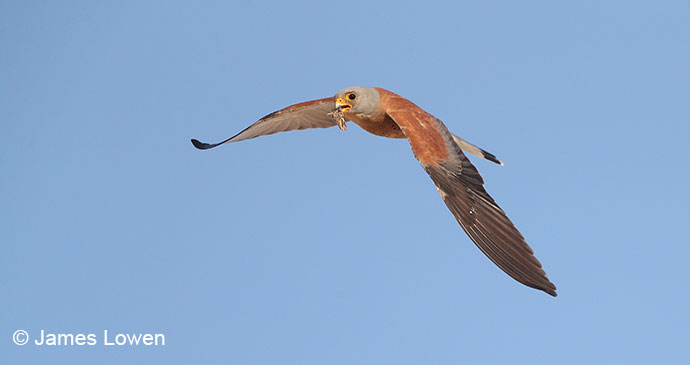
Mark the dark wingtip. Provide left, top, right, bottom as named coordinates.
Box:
left=191, top=139, right=212, bottom=150
left=526, top=282, right=557, bottom=297
left=539, top=282, right=557, bottom=297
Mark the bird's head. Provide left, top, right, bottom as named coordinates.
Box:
left=334, top=86, right=380, bottom=117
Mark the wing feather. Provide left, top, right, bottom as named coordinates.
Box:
left=387, top=109, right=557, bottom=296
left=191, top=97, right=336, bottom=149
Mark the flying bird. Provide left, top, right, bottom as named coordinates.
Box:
left=191, top=86, right=557, bottom=296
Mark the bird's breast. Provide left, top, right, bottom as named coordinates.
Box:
left=348, top=113, right=406, bottom=139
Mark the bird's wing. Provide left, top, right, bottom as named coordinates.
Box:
left=191, top=97, right=336, bottom=150
left=386, top=106, right=557, bottom=296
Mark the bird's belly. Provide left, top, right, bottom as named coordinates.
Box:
left=351, top=115, right=406, bottom=139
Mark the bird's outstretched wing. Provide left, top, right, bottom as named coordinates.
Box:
left=191, top=97, right=336, bottom=150
left=386, top=106, right=557, bottom=296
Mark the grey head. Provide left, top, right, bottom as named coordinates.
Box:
left=334, top=86, right=381, bottom=118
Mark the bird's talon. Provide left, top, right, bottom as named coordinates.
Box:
left=328, top=109, right=347, bottom=131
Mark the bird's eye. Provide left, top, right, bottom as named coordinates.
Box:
left=347, top=93, right=357, bottom=101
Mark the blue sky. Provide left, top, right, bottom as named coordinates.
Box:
left=2, top=1, right=689, bottom=364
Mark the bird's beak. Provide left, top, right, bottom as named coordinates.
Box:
left=329, top=97, right=351, bottom=131
left=335, top=97, right=352, bottom=112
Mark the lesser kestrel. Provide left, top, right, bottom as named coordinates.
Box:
left=192, top=86, right=557, bottom=296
